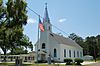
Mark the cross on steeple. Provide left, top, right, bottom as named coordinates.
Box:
left=45, top=3, right=47, bottom=8
left=43, top=3, right=50, bottom=23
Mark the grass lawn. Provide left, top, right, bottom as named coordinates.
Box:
left=0, top=62, right=86, bottom=66
left=0, top=60, right=99, bottom=66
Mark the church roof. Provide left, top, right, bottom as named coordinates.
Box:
left=49, top=33, right=82, bottom=49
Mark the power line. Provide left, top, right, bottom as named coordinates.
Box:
left=27, top=6, right=43, bottom=18
left=52, top=24, right=68, bottom=35
left=27, top=6, right=39, bottom=16
left=27, top=6, right=68, bottom=36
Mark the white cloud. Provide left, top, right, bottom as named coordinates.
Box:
left=27, top=18, right=36, bottom=24
left=58, top=18, right=67, bottom=23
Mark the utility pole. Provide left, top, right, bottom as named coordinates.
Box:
left=93, top=39, right=96, bottom=62
left=94, top=46, right=96, bottom=62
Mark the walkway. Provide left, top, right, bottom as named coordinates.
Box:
left=83, top=62, right=100, bottom=66
left=81, top=61, right=97, bottom=65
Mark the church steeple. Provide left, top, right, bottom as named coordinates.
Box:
left=43, top=3, right=50, bottom=23
left=42, top=3, right=52, bottom=32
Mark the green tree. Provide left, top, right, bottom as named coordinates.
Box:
left=69, top=33, right=100, bottom=58
left=0, top=0, right=9, bottom=57
left=5, top=0, right=28, bottom=54
left=8, top=27, right=23, bottom=55
left=68, top=33, right=77, bottom=40
left=85, top=36, right=98, bottom=61
left=20, top=35, right=33, bottom=51
left=0, top=0, right=5, bottom=20
left=6, top=0, right=27, bottom=27
left=10, top=35, right=33, bottom=55
left=68, top=33, right=86, bottom=55
left=9, top=47, right=28, bottom=55
left=96, top=35, right=100, bottom=57
left=68, top=33, right=84, bottom=48
left=0, top=0, right=33, bottom=59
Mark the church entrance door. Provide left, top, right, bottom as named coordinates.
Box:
left=41, top=54, right=46, bottom=61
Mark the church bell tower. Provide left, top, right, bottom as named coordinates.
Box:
left=38, top=3, right=52, bottom=61
left=40, top=3, right=52, bottom=49
left=43, top=3, right=52, bottom=32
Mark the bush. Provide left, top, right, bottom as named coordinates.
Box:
left=96, top=57, right=100, bottom=60
left=51, top=60, right=54, bottom=62
left=35, top=60, right=47, bottom=63
left=64, top=58, right=73, bottom=65
left=74, top=58, right=84, bottom=65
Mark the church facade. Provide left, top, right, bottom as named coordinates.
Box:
left=35, top=5, right=83, bottom=62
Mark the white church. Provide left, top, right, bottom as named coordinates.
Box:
left=35, top=5, right=83, bottom=62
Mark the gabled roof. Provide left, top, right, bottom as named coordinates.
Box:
left=49, top=33, right=83, bottom=49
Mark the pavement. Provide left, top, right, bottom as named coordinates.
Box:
left=88, top=62, right=100, bottom=66
left=81, top=61, right=97, bottom=65
left=55, top=61, right=98, bottom=65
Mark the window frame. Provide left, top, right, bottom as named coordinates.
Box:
left=64, top=49, right=66, bottom=57
left=54, top=48, right=57, bottom=57
left=69, top=50, right=71, bottom=57
left=42, top=43, right=45, bottom=49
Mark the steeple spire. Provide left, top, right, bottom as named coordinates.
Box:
left=43, top=3, right=50, bottom=23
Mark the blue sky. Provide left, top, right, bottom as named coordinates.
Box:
left=24, top=0, right=100, bottom=50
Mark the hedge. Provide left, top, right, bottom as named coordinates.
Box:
left=64, top=58, right=73, bottom=65
left=74, top=58, right=84, bottom=65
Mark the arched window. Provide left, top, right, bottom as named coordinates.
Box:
left=42, top=43, right=45, bottom=49
left=69, top=50, right=71, bottom=57
left=74, top=50, right=75, bottom=57
left=54, top=48, right=57, bottom=57
left=77, top=51, right=79, bottom=57
left=64, top=49, right=66, bottom=57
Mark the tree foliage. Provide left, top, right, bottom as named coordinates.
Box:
left=69, top=33, right=100, bottom=58
left=0, top=0, right=33, bottom=56
left=9, top=47, right=28, bottom=55
left=6, top=0, right=27, bottom=27
left=68, top=33, right=84, bottom=48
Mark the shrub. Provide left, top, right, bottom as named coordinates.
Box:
left=51, top=60, right=54, bottom=62
left=35, top=60, right=47, bottom=63
left=96, top=57, right=100, bottom=60
left=74, top=58, right=84, bottom=65
left=64, top=58, right=73, bottom=65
